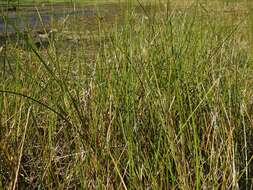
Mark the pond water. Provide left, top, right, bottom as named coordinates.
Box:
left=0, top=3, right=126, bottom=46
left=0, top=6, right=98, bottom=33
left=0, top=2, right=147, bottom=46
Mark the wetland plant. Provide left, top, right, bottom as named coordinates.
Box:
left=0, top=1, right=253, bottom=189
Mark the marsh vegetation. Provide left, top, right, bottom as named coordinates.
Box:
left=0, top=0, right=253, bottom=189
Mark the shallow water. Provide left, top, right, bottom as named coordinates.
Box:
left=0, top=7, right=97, bottom=33
left=0, top=3, right=128, bottom=48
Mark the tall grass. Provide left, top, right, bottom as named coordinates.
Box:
left=0, top=0, right=253, bottom=189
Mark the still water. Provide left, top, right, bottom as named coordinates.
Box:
left=0, top=6, right=96, bottom=33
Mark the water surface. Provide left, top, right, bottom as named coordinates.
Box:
left=0, top=6, right=98, bottom=33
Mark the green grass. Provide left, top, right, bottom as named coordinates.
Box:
left=1, top=0, right=253, bottom=189
left=0, top=0, right=120, bottom=5
left=0, top=0, right=91, bottom=2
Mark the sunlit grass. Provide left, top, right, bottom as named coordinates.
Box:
left=0, top=0, right=253, bottom=189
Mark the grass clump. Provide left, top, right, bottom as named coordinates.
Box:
left=1, top=1, right=253, bottom=189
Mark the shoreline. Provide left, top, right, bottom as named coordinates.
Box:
left=0, top=2, right=125, bottom=34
